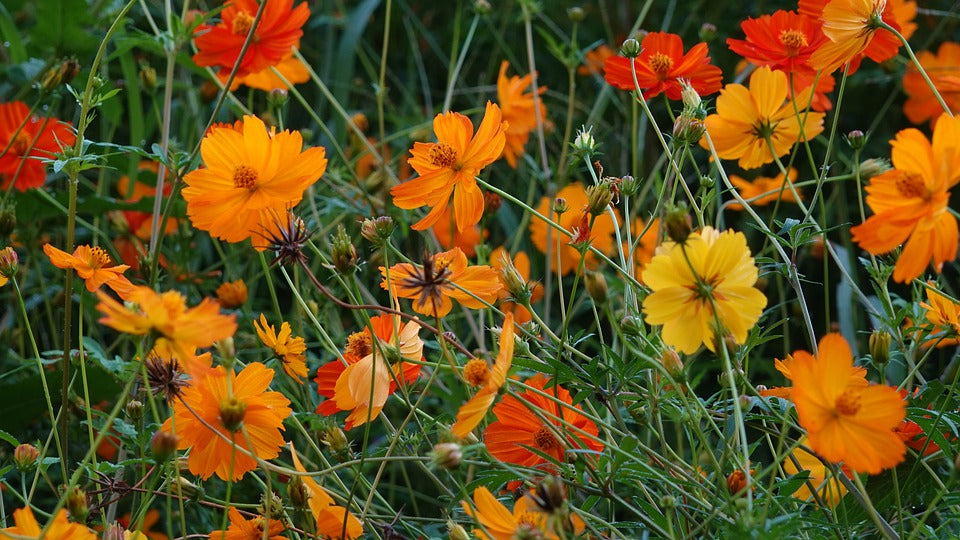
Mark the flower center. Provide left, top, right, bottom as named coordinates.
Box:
left=345, top=331, right=372, bottom=358
left=648, top=53, right=674, bottom=76
left=533, top=426, right=559, bottom=451
left=463, top=359, right=490, bottom=387
left=834, top=389, right=861, bottom=416
left=778, top=29, right=809, bottom=53
left=219, top=397, right=248, bottom=432
left=429, top=143, right=458, bottom=169
left=90, top=246, right=113, bottom=268
left=895, top=172, right=928, bottom=200
left=10, top=131, right=32, bottom=155
left=231, top=11, right=255, bottom=36
left=233, top=165, right=258, bottom=189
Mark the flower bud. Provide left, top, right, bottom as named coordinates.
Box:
left=216, top=279, right=248, bottom=309
left=330, top=224, right=358, bottom=275
left=351, top=112, right=369, bottom=133
left=620, top=175, right=640, bottom=197
left=473, top=0, right=491, bottom=15
left=532, top=475, right=566, bottom=513
left=139, top=65, right=157, bottom=92
left=483, top=191, right=502, bottom=217
left=320, top=425, right=351, bottom=460
left=672, top=114, right=705, bottom=147
left=586, top=182, right=614, bottom=217
left=620, top=38, right=641, bottom=58
left=567, top=6, right=585, bottom=22
left=663, top=205, right=692, bottom=244
left=218, top=397, right=247, bottom=432
left=584, top=271, right=608, bottom=304
left=102, top=524, right=126, bottom=540
left=869, top=330, right=892, bottom=366
left=568, top=212, right=592, bottom=250
left=859, top=158, right=891, bottom=180
left=726, top=470, right=749, bottom=496
left=430, top=442, right=462, bottom=470
left=40, top=58, right=80, bottom=92
left=680, top=80, right=702, bottom=113
left=259, top=492, right=285, bottom=520
left=620, top=315, right=643, bottom=337
left=552, top=197, right=568, bottom=216
left=845, top=129, right=866, bottom=150
left=287, top=476, right=310, bottom=508
left=360, top=216, right=395, bottom=245
left=660, top=348, right=684, bottom=379
left=66, top=486, right=89, bottom=522
left=497, top=252, right=532, bottom=306
left=215, top=336, right=236, bottom=364
left=660, top=494, right=676, bottom=510
left=125, top=399, right=143, bottom=421
left=0, top=246, right=19, bottom=279
left=699, top=23, right=718, bottom=42
left=13, top=443, right=40, bottom=472
left=267, top=88, right=288, bottom=109
left=572, top=125, right=597, bottom=156
left=447, top=521, right=470, bottom=540
left=150, top=431, right=178, bottom=462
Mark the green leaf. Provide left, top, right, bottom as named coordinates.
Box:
left=0, top=429, right=20, bottom=447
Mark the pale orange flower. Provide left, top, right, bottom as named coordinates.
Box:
left=578, top=44, right=615, bottom=76
left=452, top=313, right=515, bottom=438
left=254, top=313, right=308, bottom=382
left=462, top=486, right=584, bottom=540
left=804, top=0, right=906, bottom=73
left=216, top=279, right=248, bottom=308
left=497, top=60, right=547, bottom=168
left=209, top=507, right=285, bottom=540
left=528, top=183, right=619, bottom=275
left=391, top=101, right=507, bottom=231
left=903, top=42, right=960, bottom=129
left=44, top=243, right=135, bottom=297
left=917, top=286, right=960, bottom=348
left=851, top=114, right=960, bottom=283
left=381, top=247, right=502, bottom=318
left=289, top=444, right=363, bottom=539
left=728, top=168, right=802, bottom=210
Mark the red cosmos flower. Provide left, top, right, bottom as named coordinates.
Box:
left=192, top=0, right=310, bottom=79
left=0, top=101, right=75, bottom=191
left=727, top=10, right=837, bottom=111
left=603, top=32, right=722, bottom=100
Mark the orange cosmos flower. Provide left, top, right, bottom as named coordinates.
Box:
left=0, top=508, right=96, bottom=540
left=641, top=227, right=767, bottom=355
left=162, top=361, right=291, bottom=481
left=728, top=168, right=802, bottom=210
left=192, top=0, right=310, bottom=79
left=802, top=0, right=906, bottom=73
left=903, top=42, right=960, bottom=129
left=625, top=217, right=661, bottom=280
left=116, top=161, right=178, bottom=241
left=497, top=60, right=547, bottom=168
left=490, top=246, right=542, bottom=324
left=462, top=486, right=585, bottom=540
left=44, top=243, right=135, bottom=297
left=116, top=510, right=167, bottom=540
left=452, top=313, right=515, bottom=438
left=603, top=32, right=722, bottom=100
left=702, top=66, right=825, bottom=169
left=917, top=285, right=960, bottom=348
left=254, top=313, right=308, bottom=382
left=761, top=347, right=868, bottom=400
left=289, top=444, right=364, bottom=539
left=431, top=204, right=485, bottom=257
left=315, top=314, right=423, bottom=430
left=484, top=374, right=603, bottom=468
left=391, top=101, right=507, bottom=231
left=850, top=114, right=960, bottom=283
left=96, top=285, right=237, bottom=361
left=578, top=44, right=615, bottom=76
left=182, top=115, right=327, bottom=250
left=783, top=439, right=852, bottom=508
left=210, top=507, right=285, bottom=540
left=790, top=333, right=906, bottom=474
left=381, top=247, right=502, bottom=318
left=0, top=101, right=75, bottom=191
left=529, top=183, right=619, bottom=276
left=216, top=279, right=248, bottom=308
left=726, top=10, right=836, bottom=111
left=221, top=54, right=310, bottom=91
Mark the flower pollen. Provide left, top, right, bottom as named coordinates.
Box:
left=89, top=246, right=112, bottom=268
left=345, top=331, right=372, bottom=359
left=463, top=359, right=490, bottom=387
left=428, top=143, right=459, bottom=169
left=231, top=11, right=255, bottom=36
left=533, top=426, right=559, bottom=451
left=233, top=165, right=258, bottom=189
left=11, top=131, right=31, bottom=155
left=895, top=172, right=928, bottom=199
left=778, top=29, right=809, bottom=53
left=834, top=390, right=861, bottom=416
left=649, top=53, right=674, bottom=76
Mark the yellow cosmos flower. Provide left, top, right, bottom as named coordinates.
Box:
left=1, top=508, right=96, bottom=540
left=451, top=313, right=515, bottom=438
left=289, top=444, right=363, bottom=539
left=254, top=313, right=308, bottom=382
left=641, top=227, right=767, bottom=354
left=784, top=438, right=851, bottom=508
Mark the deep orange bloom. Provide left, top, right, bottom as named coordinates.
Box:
left=802, top=0, right=908, bottom=73
left=603, top=32, right=722, bottom=100
left=726, top=10, right=836, bottom=111
left=916, top=286, right=960, bottom=348
left=490, top=247, right=542, bottom=324
left=96, top=285, right=237, bottom=361
left=903, top=42, right=960, bottom=129
left=462, top=486, right=585, bottom=540
left=452, top=313, right=515, bottom=438
left=578, top=44, right=615, bottom=76
left=192, top=0, right=310, bottom=79
left=790, top=333, right=906, bottom=474
left=529, top=183, right=619, bottom=275
left=497, top=60, right=547, bottom=168
left=44, top=243, right=135, bottom=297
left=0, top=101, right=75, bottom=191
left=116, top=161, right=178, bottom=241
left=182, top=115, right=327, bottom=250
left=162, top=362, right=291, bottom=481
left=315, top=314, right=423, bottom=430
left=484, top=374, right=603, bottom=468
left=289, top=444, right=363, bottom=539
left=760, top=348, right=867, bottom=400
left=216, top=279, right=248, bottom=308
left=702, top=66, right=825, bottom=169
left=221, top=54, right=310, bottom=91
left=0, top=508, right=95, bottom=540
left=381, top=247, right=502, bottom=318
left=210, top=507, right=285, bottom=540
left=431, top=204, right=485, bottom=257
left=391, top=102, right=507, bottom=231
left=851, top=114, right=960, bottom=283
left=254, top=313, right=308, bottom=382
left=728, top=168, right=802, bottom=210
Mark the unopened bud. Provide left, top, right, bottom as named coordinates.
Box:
left=699, top=23, right=718, bottom=42
left=473, top=0, right=491, bottom=15
left=40, top=58, right=80, bottom=92
left=660, top=494, right=676, bottom=510
left=845, top=130, right=866, bottom=150
left=620, top=315, right=643, bottom=337
left=620, top=175, right=640, bottom=197
left=496, top=252, right=531, bottom=305
left=584, top=271, right=608, bottom=304
left=430, top=442, right=462, bottom=470
left=150, top=431, right=178, bottom=461
left=859, top=158, right=891, bottom=181
left=360, top=216, right=394, bottom=245
left=620, top=38, right=641, bottom=58
left=331, top=224, right=358, bottom=275
left=218, top=397, right=247, bottom=432
left=259, top=492, right=285, bottom=520
left=552, top=197, right=568, bottom=215
left=672, top=114, right=705, bottom=146
left=680, top=81, right=702, bottom=113
left=287, top=476, right=310, bottom=508
left=567, top=6, right=585, bottom=22
left=268, top=88, right=288, bottom=109
left=586, top=182, right=614, bottom=217
left=448, top=521, right=470, bottom=540
left=0, top=247, right=19, bottom=279
left=66, top=486, right=89, bottom=522
left=660, top=348, right=684, bottom=379
left=125, top=399, right=143, bottom=421
left=726, top=470, right=748, bottom=496
left=572, top=126, right=597, bottom=156
left=215, top=336, right=236, bottom=363
left=321, top=425, right=351, bottom=458
left=663, top=205, right=692, bottom=244
left=869, top=330, right=892, bottom=366
left=532, top=475, right=566, bottom=513
left=139, top=66, right=157, bottom=92
left=13, top=443, right=40, bottom=472
left=483, top=191, right=502, bottom=217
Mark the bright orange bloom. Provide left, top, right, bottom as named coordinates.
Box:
left=96, top=285, right=237, bottom=361
left=783, top=439, right=852, bottom=508
left=221, top=54, right=310, bottom=91
left=0, top=508, right=96, bottom=540
left=702, top=66, right=825, bottom=169
left=790, top=333, right=906, bottom=474
left=490, top=247, right=542, bottom=324
left=760, top=348, right=867, bottom=400
left=115, top=510, right=166, bottom=540
left=452, top=313, right=515, bottom=438
left=851, top=114, right=960, bottom=283
left=484, top=374, right=604, bottom=468
left=315, top=314, right=423, bottom=430
left=289, top=444, right=364, bottom=539
left=802, top=0, right=907, bottom=73
left=917, top=286, right=960, bottom=348
left=432, top=204, right=485, bottom=257
left=116, top=161, right=179, bottom=241
left=726, top=10, right=836, bottom=111
left=210, top=507, right=285, bottom=540
left=497, top=60, right=547, bottom=168
left=529, top=183, right=619, bottom=276
left=391, top=102, right=507, bottom=231
left=162, top=362, right=291, bottom=481
left=603, top=32, right=722, bottom=100
left=728, top=168, right=802, bottom=210
left=216, top=279, right=248, bottom=308
left=44, top=243, right=135, bottom=297
left=578, top=44, right=615, bottom=76
left=254, top=313, right=308, bottom=382
left=462, top=486, right=585, bottom=540
left=903, top=42, right=960, bottom=129
left=381, top=247, right=502, bottom=318
left=182, top=115, right=327, bottom=250
left=192, top=0, right=310, bottom=79
left=0, top=101, right=75, bottom=191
